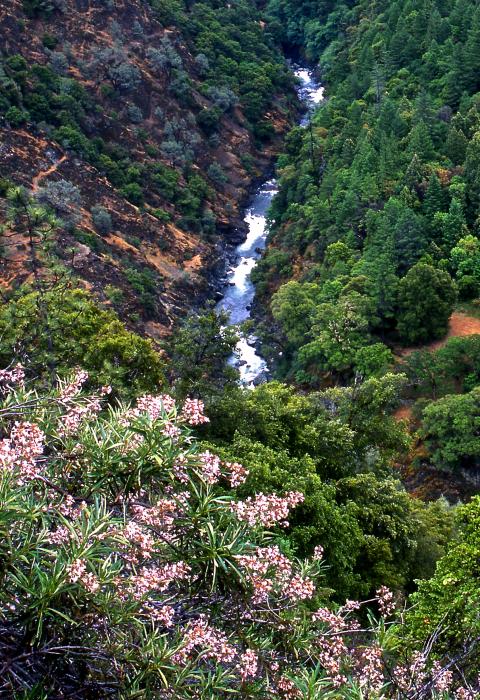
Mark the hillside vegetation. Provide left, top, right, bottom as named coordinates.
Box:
left=1, top=0, right=480, bottom=696
left=0, top=0, right=296, bottom=334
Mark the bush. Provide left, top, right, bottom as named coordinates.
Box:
left=196, top=106, right=222, bottom=135
left=90, top=204, right=112, bottom=235
left=109, top=61, right=141, bottom=92
left=0, top=288, right=166, bottom=396
left=119, top=182, right=144, bottom=206
left=126, top=104, right=143, bottom=123
left=42, top=33, right=58, bottom=49
left=0, top=374, right=475, bottom=697
left=36, top=179, right=82, bottom=228
left=5, top=106, right=29, bottom=126
left=207, top=161, right=228, bottom=186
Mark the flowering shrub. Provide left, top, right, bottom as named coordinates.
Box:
left=0, top=368, right=477, bottom=697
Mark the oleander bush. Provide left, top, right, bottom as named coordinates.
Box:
left=0, top=365, right=477, bottom=698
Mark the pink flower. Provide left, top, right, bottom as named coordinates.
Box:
left=231, top=491, right=304, bottom=528
left=136, top=394, right=175, bottom=421
left=144, top=603, right=175, bottom=627
left=59, top=369, right=89, bottom=402
left=67, top=558, right=87, bottom=583
left=174, top=616, right=235, bottom=665
left=0, top=363, right=25, bottom=390
left=9, top=421, right=45, bottom=480
left=58, top=397, right=102, bottom=437
left=376, top=585, right=395, bottom=617
left=181, top=398, right=209, bottom=425
left=225, top=461, right=249, bottom=487
left=455, top=688, right=477, bottom=700
left=356, top=645, right=384, bottom=692
left=238, top=649, right=258, bottom=681
left=128, top=562, right=190, bottom=599
left=284, top=574, right=315, bottom=601
left=313, top=545, right=324, bottom=560
left=162, top=421, right=181, bottom=439
left=432, top=660, right=453, bottom=694
left=172, top=453, right=189, bottom=483
left=198, top=451, right=221, bottom=485
left=277, top=676, right=301, bottom=698
left=47, top=526, right=72, bottom=545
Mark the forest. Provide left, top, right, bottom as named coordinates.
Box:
left=0, top=0, right=480, bottom=697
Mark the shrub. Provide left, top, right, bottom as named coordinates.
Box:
left=109, top=61, right=141, bottom=92
left=0, top=288, right=166, bottom=396
left=42, top=33, right=58, bottom=49
left=207, top=161, right=228, bottom=186
left=90, top=204, right=112, bottom=235
left=0, top=373, right=476, bottom=697
left=196, top=106, right=222, bottom=135
left=36, top=179, right=82, bottom=228
left=126, top=104, right=143, bottom=123
left=5, top=106, right=29, bottom=126
left=119, top=182, right=144, bottom=206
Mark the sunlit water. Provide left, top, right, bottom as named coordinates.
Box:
left=216, top=67, right=324, bottom=386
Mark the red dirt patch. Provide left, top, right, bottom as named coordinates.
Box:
left=393, top=405, right=413, bottom=423
left=400, top=312, right=480, bottom=357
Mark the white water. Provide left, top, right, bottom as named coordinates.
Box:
left=216, top=67, right=324, bottom=386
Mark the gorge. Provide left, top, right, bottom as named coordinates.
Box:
left=217, top=66, right=325, bottom=385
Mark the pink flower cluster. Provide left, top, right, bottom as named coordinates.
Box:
left=143, top=602, right=175, bottom=628
left=136, top=394, right=176, bottom=421
left=0, top=363, right=25, bottom=390
left=132, top=497, right=179, bottom=531
left=432, top=660, right=453, bottom=694
left=59, top=369, right=89, bottom=402
left=122, top=520, right=156, bottom=562
left=277, top=676, right=301, bottom=698
left=198, top=450, right=221, bottom=484
left=224, top=461, right=249, bottom=488
left=231, top=491, right=304, bottom=528
left=0, top=421, right=45, bottom=482
left=58, top=396, right=103, bottom=437
left=128, top=561, right=190, bottom=599
left=357, top=645, right=384, bottom=692
left=238, top=648, right=258, bottom=682
left=174, top=616, right=235, bottom=665
left=237, top=545, right=314, bottom=604
left=376, top=585, right=395, bottom=617
left=181, top=398, right=209, bottom=425
left=67, top=558, right=100, bottom=593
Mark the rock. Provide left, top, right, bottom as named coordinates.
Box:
left=253, top=370, right=269, bottom=386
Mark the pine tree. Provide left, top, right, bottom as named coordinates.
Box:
left=441, top=198, right=468, bottom=251
left=423, top=174, right=448, bottom=222
left=445, top=127, right=468, bottom=165
left=464, top=7, right=480, bottom=93
left=408, top=120, right=435, bottom=163
left=464, top=131, right=480, bottom=223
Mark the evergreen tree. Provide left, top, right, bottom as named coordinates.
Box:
left=445, top=126, right=468, bottom=165
left=464, top=131, right=480, bottom=223
left=396, top=263, right=457, bottom=344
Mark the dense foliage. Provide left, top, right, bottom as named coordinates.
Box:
left=0, top=367, right=478, bottom=698
left=255, top=0, right=480, bottom=386
left=2, top=0, right=480, bottom=694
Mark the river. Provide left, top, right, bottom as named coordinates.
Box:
left=216, top=67, right=324, bottom=385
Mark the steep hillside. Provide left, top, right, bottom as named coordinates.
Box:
left=0, top=0, right=298, bottom=338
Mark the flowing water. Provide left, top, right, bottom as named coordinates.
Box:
left=216, top=67, right=324, bottom=385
